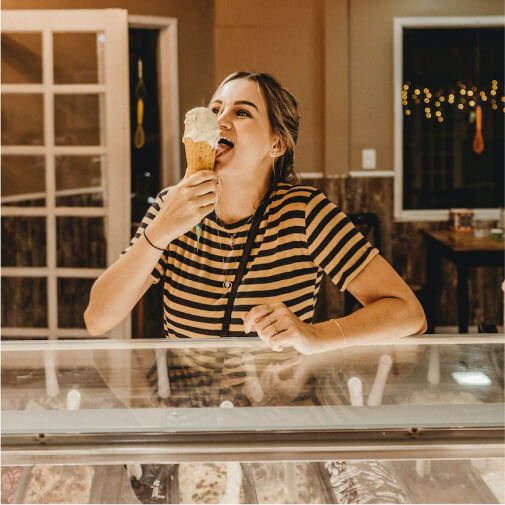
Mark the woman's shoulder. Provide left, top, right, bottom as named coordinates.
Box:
left=274, top=182, right=323, bottom=202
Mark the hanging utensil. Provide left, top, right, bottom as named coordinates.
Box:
left=134, top=58, right=146, bottom=149
left=472, top=102, right=484, bottom=154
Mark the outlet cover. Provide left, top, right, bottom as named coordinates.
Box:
left=362, top=149, right=376, bottom=169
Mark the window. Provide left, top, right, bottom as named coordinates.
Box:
left=394, top=17, right=504, bottom=221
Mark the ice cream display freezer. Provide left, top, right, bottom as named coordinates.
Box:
left=1, top=335, right=504, bottom=504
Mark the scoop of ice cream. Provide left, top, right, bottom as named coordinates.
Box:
left=182, top=107, right=220, bottom=147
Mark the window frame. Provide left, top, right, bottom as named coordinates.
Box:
left=393, top=16, right=504, bottom=222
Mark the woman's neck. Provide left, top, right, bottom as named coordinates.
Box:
left=216, top=174, right=271, bottom=224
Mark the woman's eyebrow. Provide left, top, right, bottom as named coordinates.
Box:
left=210, top=99, right=258, bottom=111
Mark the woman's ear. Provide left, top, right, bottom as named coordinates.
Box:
left=270, top=137, right=287, bottom=158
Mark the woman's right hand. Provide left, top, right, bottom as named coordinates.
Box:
left=147, top=170, right=217, bottom=248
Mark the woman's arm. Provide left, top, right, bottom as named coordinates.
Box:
left=84, top=236, right=171, bottom=336
left=84, top=170, right=218, bottom=336
left=312, top=254, right=427, bottom=351
left=243, top=255, right=426, bottom=355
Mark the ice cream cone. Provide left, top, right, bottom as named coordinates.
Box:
left=183, top=137, right=216, bottom=176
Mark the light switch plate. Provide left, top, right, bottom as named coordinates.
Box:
left=362, top=149, right=376, bottom=169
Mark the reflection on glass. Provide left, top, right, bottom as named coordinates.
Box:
left=1, top=217, right=46, bottom=267
left=1, top=155, right=45, bottom=207
left=1, top=33, right=42, bottom=84
left=56, top=217, right=106, bottom=268
left=55, top=156, right=104, bottom=207
left=1, top=94, right=44, bottom=145
left=57, top=278, right=95, bottom=328
left=53, top=32, right=102, bottom=84
left=1, top=277, right=47, bottom=327
left=54, top=95, right=100, bottom=145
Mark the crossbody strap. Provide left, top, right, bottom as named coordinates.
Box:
left=222, top=186, right=274, bottom=337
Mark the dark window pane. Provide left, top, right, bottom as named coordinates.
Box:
left=1, top=155, right=46, bottom=207
left=1, top=277, right=47, bottom=327
left=402, top=27, right=504, bottom=210
left=1, top=217, right=46, bottom=267
left=1, top=33, right=42, bottom=84
left=56, top=217, right=106, bottom=268
left=1, top=94, right=44, bottom=146
left=54, top=95, right=101, bottom=146
left=55, top=155, right=104, bottom=207
left=57, top=277, right=94, bottom=328
left=53, top=32, right=101, bottom=84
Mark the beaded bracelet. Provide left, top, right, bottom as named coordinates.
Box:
left=331, top=318, right=347, bottom=347
left=143, top=229, right=165, bottom=252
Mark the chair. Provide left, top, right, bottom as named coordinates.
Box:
left=344, top=213, right=381, bottom=315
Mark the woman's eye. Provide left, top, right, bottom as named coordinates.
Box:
left=236, top=109, right=251, bottom=117
left=211, top=108, right=220, bottom=114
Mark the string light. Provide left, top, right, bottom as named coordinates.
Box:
left=401, top=81, right=502, bottom=120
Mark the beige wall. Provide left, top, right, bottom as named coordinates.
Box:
left=214, top=0, right=326, bottom=175
left=5, top=0, right=503, bottom=177
left=349, top=0, right=504, bottom=174
left=3, top=0, right=215, bottom=178
left=215, top=0, right=504, bottom=176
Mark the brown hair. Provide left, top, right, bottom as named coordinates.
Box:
left=219, top=71, right=300, bottom=185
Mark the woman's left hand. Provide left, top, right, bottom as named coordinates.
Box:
left=241, top=302, right=320, bottom=354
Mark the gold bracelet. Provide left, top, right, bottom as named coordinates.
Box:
left=331, top=318, right=346, bottom=347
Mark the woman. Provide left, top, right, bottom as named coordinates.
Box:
left=84, top=71, right=426, bottom=354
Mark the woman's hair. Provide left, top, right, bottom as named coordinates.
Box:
left=218, top=71, right=300, bottom=185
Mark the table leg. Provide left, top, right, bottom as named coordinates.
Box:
left=457, top=264, right=469, bottom=333
left=424, top=239, right=440, bottom=333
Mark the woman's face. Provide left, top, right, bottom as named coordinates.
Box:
left=209, top=78, right=275, bottom=179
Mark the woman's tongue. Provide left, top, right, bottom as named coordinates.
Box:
left=216, top=141, right=233, bottom=159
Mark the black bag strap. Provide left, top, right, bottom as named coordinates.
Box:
left=222, top=186, right=274, bottom=337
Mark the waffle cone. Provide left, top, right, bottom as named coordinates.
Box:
left=184, top=138, right=216, bottom=176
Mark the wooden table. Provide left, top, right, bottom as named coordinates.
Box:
left=420, top=230, right=504, bottom=333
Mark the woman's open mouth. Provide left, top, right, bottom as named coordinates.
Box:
left=216, top=138, right=234, bottom=159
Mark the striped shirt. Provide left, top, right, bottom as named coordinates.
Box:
left=124, top=183, right=379, bottom=339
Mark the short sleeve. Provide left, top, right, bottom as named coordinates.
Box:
left=121, top=188, right=172, bottom=285
left=304, top=189, right=379, bottom=291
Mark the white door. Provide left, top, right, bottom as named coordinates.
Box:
left=1, top=10, right=131, bottom=339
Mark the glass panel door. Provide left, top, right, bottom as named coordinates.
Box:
left=1, top=10, right=131, bottom=339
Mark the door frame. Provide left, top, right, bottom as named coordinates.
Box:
left=128, top=15, right=181, bottom=188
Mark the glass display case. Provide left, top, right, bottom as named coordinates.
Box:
left=2, top=335, right=504, bottom=504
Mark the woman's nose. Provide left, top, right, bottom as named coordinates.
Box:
left=217, top=109, right=232, bottom=128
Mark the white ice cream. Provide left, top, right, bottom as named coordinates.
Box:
left=183, top=107, right=220, bottom=147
